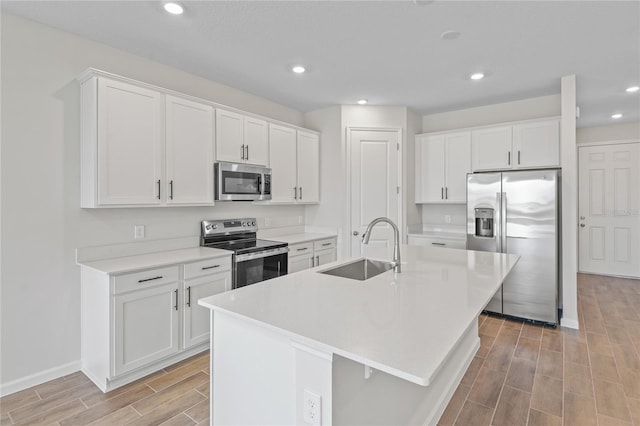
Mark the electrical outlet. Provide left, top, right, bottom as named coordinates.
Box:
left=134, top=225, right=145, bottom=239
left=303, top=389, right=321, bottom=425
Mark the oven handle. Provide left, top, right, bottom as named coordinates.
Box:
left=235, top=246, right=289, bottom=262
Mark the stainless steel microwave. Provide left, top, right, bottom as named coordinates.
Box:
left=214, top=162, right=272, bottom=201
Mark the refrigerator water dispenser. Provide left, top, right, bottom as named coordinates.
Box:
left=474, top=208, right=494, bottom=237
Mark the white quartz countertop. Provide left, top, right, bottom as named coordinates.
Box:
left=267, top=232, right=337, bottom=245
left=78, top=247, right=232, bottom=275
left=199, top=245, right=518, bottom=386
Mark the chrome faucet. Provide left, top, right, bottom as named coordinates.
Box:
left=362, top=217, right=401, bottom=273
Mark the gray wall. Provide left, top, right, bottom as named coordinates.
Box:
left=1, top=14, right=307, bottom=388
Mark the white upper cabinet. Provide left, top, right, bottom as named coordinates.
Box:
left=268, top=124, right=297, bottom=202
left=215, top=109, right=268, bottom=166
left=94, top=78, right=163, bottom=206
left=513, top=119, right=560, bottom=168
left=268, top=124, right=320, bottom=204
left=471, top=118, right=560, bottom=171
left=243, top=116, right=269, bottom=166
left=471, top=126, right=513, bottom=171
left=165, top=95, right=215, bottom=205
left=79, top=69, right=319, bottom=208
left=416, top=131, right=470, bottom=203
left=296, top=130, right=320, bottom=203
left=81, top=75, right=216, bottom=208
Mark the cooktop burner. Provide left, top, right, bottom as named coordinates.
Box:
left=203, top=238, right=287, bottom=255
left=200, top=218, right=287, bottom=255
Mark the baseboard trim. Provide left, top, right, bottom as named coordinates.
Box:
left=560, top=317, right=580, bottom=330
left=0, top=360, right=81, bottom=397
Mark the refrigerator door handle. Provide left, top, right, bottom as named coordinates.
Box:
left=501, top=192, right=508, bottom=253
left=495, top=192, right=502, bottom=252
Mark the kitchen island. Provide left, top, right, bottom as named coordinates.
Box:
left=199, top=245, right=519, bottom=425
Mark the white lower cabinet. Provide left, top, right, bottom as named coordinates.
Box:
left=288, top=242, right=314, bottom=273
left=114, top=282, right=180, bottom=376
left=183, top=272, right=230, bottom=349
left=81, top=254, right=231, bottom=392
left=288, top=238, right=337, bottom=274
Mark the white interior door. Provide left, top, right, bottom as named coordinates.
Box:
left=349, top=129, right=400, bottom=258
left=578, top=143, right=640, bottom=278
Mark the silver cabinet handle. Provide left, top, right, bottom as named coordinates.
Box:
left=517, top=150, right=521, bottom=165
left=311, top=256, right=315, bottom=267
left=580, top=224, right=586, bottom=228
left=246, top=145, right=249, bottom=161
left=316, top=256, right=320, bottom=266
left=157, top=179, right=161, bottom=199
left=202, top=265, right=220, bottom=270
left=169, top=180, right=174, bottom=200
left=441, top=187, right=444, bottom=200
left=322, top=242, right=332, bottom=247
left=508, top=151, right=511, bottom=166
left=138, top=276, right=163, bottom=283
left=296, top=247, right=308, bottom=251
left=299, top=187, right=303, bottom=200
left=174, top=289, right=179, bottom=311
left=186, top=286, right=191, bottom=307
left=431, top=242, right=446, bottom=246
left=294, top=187, right=298, bottom=200
left=241, top=144, right=245, bottom=160
left=445, top=187, right=448, bottom=199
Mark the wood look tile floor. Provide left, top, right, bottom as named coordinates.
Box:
left=1, top=273, right=638, bottom=425
left=439, top=273, right=640, bottom=426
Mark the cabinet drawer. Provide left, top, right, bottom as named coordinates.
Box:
left=314, top=238, right=336, bottom=252
left=408, top=236, right=466, bottom=249
left=289, top=242, right=314, bottom=257
left=114, top=266, right=179, bottom=294
left=184, top=256, right=232, bottom=280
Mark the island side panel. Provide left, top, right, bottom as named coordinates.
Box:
left=212, top=311, right=296, bottom=425
left=332, top=318, right=479, bottom=425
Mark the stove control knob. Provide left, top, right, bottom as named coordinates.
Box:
left=212, top=224, right=218, bottom=229
left=251, top=221, right=256, bottom=226
left=205, top=225, right=211, bottom=230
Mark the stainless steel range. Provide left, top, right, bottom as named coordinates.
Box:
left=200, top=218, right=288, bottom=289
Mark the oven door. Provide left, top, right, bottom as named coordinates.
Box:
left=215, top=162, right=272, bottom=201
left=233, top=247, right=289, bottom=289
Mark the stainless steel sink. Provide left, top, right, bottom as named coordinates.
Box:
left=319, top=258, right=394, bottom=281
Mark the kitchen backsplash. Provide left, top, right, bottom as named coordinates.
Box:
left=420, top=204, right=467, bottom=227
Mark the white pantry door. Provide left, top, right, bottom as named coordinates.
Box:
left=578, top=143, right=640, bottom=278
left=349, top=129, right=400, bottom=258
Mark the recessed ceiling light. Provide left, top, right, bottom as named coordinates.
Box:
left=626, top=86, right=639, bottom=93
left=357, top=99, right=368, bottom=105
left=440, top=30, right=461, bottom=41
left=611, top=113, right=623, bottom=119
left=470, top=73, right=485, bottom=81
left=163, top=2, right=184, bottom=15
left=292, top=65, right=306, bottom=74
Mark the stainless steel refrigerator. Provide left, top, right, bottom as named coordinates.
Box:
left=467, top=169, right=561, bottom=324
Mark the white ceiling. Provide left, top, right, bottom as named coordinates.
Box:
left=3, top=1, right=640, bottom=128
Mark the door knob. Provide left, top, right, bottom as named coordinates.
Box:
left=353, top=231, right=359, bottom=236
left=580, top=224, right=586, bottom=227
